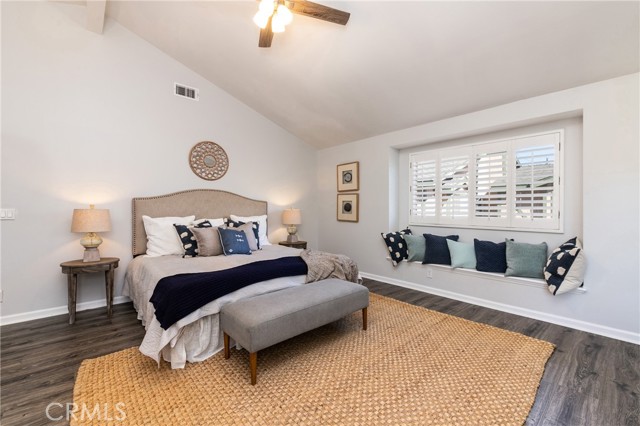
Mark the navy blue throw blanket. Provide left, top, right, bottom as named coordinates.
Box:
left=150, top=256, right=308, bottom=330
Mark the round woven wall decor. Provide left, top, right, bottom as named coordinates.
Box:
left=189, top=141, right=229, bottom=181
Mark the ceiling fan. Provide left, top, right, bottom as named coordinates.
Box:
left=253, top=0, right=350, bottom=48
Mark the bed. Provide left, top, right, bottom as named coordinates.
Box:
left=124, top=189, right=357, bottom=369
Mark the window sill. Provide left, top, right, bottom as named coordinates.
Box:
left=407, top=222, right=564, bottom=234
left=386, top=257, right=587, bottom=294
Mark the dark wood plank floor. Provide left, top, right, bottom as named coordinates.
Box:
left=1, top=279, right=638, bottom=425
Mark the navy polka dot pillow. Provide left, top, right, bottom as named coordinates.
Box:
left=174, top=220, right=212, bottom=258
left=545, top=237, right=586, bottom=295
left=381, top=229, right=412, bottom=266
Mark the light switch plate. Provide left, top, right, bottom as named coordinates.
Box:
left=0, top=209, right=16, bottom=220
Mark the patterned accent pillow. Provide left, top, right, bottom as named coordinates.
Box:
left=422, top=234, right=459, bottom=265
left=218, top=227, right=252, bottom=256
left=226, top=219, right=260, bottom=250
left=173, top=220, right=212, bottom=258
left=381, top=229, right=412, bottom=266
left=545, top=237, right=585, bottom=295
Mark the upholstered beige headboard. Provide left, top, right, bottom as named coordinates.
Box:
left=132, top=189, right=268, bottom=256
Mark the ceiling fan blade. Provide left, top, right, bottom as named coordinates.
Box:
left=287, top=0, right=350, bottom=25
left=259, top=17, right=274, bottom=47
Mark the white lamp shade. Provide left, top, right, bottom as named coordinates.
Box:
left=259, top=0, right=276, bottom=15
left=276, top=5, right=293, bottom=25
left=71, top=206, right=111, bottom=233
left=282, top=208, right=301, bottom=225
left=253, top=11, right=270, bottom=29
left=271, top=18, right=285, bottom=33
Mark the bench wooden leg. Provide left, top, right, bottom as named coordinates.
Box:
left=362, top=307, right=368, bottom=330
left=250, top=352, right=257, bottom=385
left=223, top=333, right=230, bottom=359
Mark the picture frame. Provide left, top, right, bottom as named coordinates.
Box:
left=337, top=193, right=359, bottom=222
left=337, top=161, right=359, bottom=192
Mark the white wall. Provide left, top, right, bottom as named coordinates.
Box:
left=317, top=73, right=639, bottom=343
left=0, top=1, right=318, bottom=321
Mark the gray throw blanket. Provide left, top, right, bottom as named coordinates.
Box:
left=300, top=249, right=359, bottom=283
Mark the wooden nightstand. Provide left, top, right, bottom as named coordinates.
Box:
left=60, top=257, right=119, bottom=324
left=279, top=241, right=307, bottom=249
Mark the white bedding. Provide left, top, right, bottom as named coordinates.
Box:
left=124, top=245, right=306, bottom=368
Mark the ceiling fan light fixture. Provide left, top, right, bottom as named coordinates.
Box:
left=255, top=0, right=349, bottom=47
left=276, top=4, right=293, bottom=26
left=271, top=18, right=286, bottom=33
left=253, top=11, right=271, bottom=29
left=258, top=0, right=276, bottom=15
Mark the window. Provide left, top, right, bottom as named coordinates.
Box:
left=409, top=130, right=562, bottom=231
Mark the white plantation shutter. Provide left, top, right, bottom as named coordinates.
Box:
left=440, top=151, right=470, bottom=224
left=410, top=152, right=437, bottom=224
left=408, top=130, right=562, bottom=231
left=511, top=134, right=560, bottom=229
left=473, top=143, right=509, bottom=227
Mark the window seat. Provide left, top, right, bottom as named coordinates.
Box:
left=386, top=257, right=587, bottom=293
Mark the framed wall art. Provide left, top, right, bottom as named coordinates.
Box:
left=189, top=141, right=229, bottom=181
left=337, top=161, right=359, bottom=192
left=337, top=193, right=359, bottom=222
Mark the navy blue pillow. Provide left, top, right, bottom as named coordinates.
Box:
left=218, top=227, right=252, bottom=256
left=381, top=229, right=412, bottom=266
left=173, top=220, right=212, bottom=258
left=422, top=234, right=459, bottom=265
left=474, top=239, right=509, bottom=273
left=226, top=219, right=260, bottom=249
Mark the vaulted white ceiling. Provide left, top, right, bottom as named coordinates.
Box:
left=104, top=1, right=639, bottom=149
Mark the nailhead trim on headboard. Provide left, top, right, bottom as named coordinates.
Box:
left=131, top=189, right=268, bottom=257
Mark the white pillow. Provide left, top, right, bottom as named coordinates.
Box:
left=229, top=214, right=271, bottom=246
left=193, top=218, right=225, bottom=227
left=142, top=215, right=195, bottom=256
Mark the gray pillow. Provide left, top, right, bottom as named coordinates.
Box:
left=505, top=240, right=548, bottom=279
left=235, top=222, right=259, bottom=251
left=192, top=227, right=223, bottom=256
left=404, top=234, right=426, bottom=262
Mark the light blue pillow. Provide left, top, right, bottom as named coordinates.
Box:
left=446, top=239, right=477, bottom=269
left=505, top=240, right=548, bottom=278
left=218, top=227, right=252, bottom=256
left=404, top=234, right=426, bottom=262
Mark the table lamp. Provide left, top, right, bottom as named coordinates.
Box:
left=71, top=204, right=111, bottom=262
left=282, top=208, right=301, bottom=243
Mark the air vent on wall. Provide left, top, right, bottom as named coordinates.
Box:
left=174, top=83, right=199, bottom=101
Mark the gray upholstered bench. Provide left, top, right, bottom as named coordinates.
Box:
left=220, top=278, right=369, bottom=385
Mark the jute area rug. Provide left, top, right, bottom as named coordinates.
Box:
left=72, top=294, right=554, bottom=425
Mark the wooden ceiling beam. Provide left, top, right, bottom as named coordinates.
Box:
left=86, top=0, right=107, bottom=34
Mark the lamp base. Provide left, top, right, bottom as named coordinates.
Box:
left=83, top=247, right=101, bottom=263
left=286, top=224, right=299, bottom=243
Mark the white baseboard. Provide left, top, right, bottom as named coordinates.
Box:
left=0, top=296, right=131, bottom=326
left=361, top=271, right=640, bottom=345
